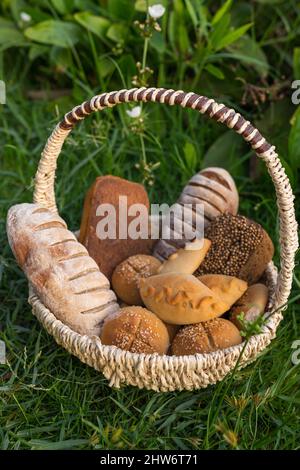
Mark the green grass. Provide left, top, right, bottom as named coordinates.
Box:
left=1, top=0, right=300, bottom=451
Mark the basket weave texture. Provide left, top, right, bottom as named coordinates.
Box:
left=27, top=88, right=298, bottom=391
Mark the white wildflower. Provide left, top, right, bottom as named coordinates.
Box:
left=126, top=106, right=142, bottom=118
left=20, top=12, right=32, bottom=22
left=148, top=4, right=165, bottom=20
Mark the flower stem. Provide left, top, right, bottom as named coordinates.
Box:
left=140, top=133, right=147, bottom=165
left=139, top=6, right=150, bottom=170
left=142, top=36, right=149, bottom=71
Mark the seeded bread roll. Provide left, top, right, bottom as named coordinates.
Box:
left=112, top=254, right=161, bottom=305
left=157, top=238, right=211, bottom=275
left=171, top=319, right=242, bottom=356
left=7, top=203, right=119, bottom=336
left=100, top=306, right=170, bottom=355
left=140, top=273, right=230, bottom=325
left=196, top=214, right=274, bottom=284
left=230, top=283, right=269, bottom=329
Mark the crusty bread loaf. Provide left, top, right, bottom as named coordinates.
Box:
left=139, top=273, right=229, bottom=324
left=178, top=167, right=239, bottom=224
left=79, top=175, right=154, bottom=280
left=100, top=306, right=170, bottom=355
left=7, top=203, right=119, bottom=336
left=171, top=318, right=242, bottom=355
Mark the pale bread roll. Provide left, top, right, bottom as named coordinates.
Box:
left=7, top=203, right=119, bottom=336
left=139, top=273, right=229, bottom=325
left=157, top=238, right=211, bottom=275
left=230, top=283, right=269, bottom=329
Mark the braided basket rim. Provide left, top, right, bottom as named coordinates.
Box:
left=25, top=87, right=298, bottom=391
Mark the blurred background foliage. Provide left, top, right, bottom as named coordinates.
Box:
left=0, top=0, right=299, bottom=191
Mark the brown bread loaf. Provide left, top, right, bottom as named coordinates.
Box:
left=7, top=203, right=119, bottom=336
left=196, top=214, right=274, bottom=284
left=79, top=175, right=154, bottom=280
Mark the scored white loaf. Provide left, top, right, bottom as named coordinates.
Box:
left=153, top=167, right=239, bottom=261
left=7, top=203, right=119, bottom=336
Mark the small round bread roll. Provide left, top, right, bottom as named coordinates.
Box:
left=112, top=255, right=161, bottom=305
left=100, top=306, right=170, bottom=355
left=171, top=318, right=242, bottom=356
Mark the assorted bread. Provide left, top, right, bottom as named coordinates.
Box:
left=7, top=166, right=272, bottom=357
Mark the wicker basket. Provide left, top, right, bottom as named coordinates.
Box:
left=26, top=87, right=298, bottom=392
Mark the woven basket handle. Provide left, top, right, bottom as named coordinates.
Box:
left=33, top=87, right=298, bottom=314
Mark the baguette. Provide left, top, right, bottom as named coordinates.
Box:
left=7, top=203, right=119, bottom=336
